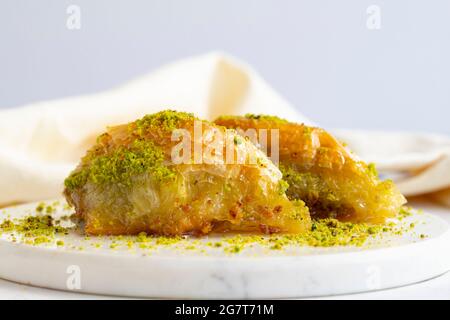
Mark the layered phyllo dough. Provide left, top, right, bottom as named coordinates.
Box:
left=215, top=114, right=406, bottom=223
left=64, top=111, right=311, bottom=235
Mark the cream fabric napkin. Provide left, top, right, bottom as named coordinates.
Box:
left=1, top=52, right=449, bottom=207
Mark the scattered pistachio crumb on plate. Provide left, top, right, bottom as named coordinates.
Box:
left=0, top=203, right=428, bottom=255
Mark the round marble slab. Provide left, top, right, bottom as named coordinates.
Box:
left=0, top=200, right=449, bottom=299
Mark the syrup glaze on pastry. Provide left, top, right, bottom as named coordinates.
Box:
left=215, top=114, right=406, bottom=223
left=64, top=111, right=311, bottom=236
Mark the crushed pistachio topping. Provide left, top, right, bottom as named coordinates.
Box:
left=244, top=114, right=288, bottom=124
left=280, top=163, right=331, bottom=201
left=132, top=110, right=195, bottom=135
left=278, top=179, right=290, bottom=195
left=64, top=111, right=196, bottom=191
left=303, top=126, right=313, bottom=139
left=290, top=199, right=309, bottom=220
left=64, top=139, right=175, bottom=190
left=367, top=163, right=379, bottom=177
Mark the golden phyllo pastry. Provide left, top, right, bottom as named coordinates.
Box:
left=64, top=111, right=311, bottom=236
left=215, top=114, right=406, bottom=223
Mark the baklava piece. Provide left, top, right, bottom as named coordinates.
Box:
left=215, top=115, right=406, bottom=223
left=64, top=111, right=311, bottom=236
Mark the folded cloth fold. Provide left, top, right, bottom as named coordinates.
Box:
left=0, top=52, right=449, bottom=206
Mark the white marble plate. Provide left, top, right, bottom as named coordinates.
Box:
left=0, top=200, right=449, bottom=299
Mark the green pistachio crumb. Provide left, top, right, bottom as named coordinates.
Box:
left=64, top=139, right=175, bottom=190
left=244, top=114, right=288, bottom=124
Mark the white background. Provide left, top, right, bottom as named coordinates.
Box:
left=1, top=0, right=449, bottom=134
